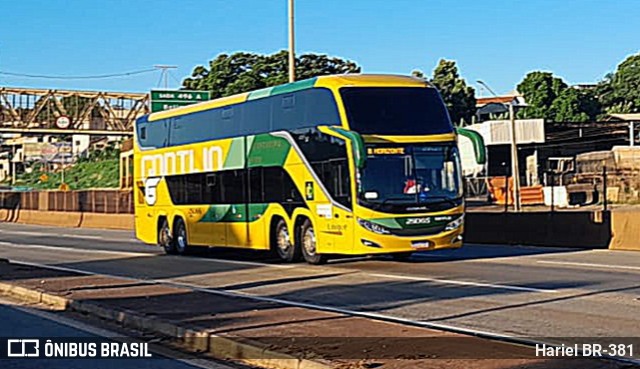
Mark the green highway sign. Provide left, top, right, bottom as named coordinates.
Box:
left=150, top=89, right=211, bottom=112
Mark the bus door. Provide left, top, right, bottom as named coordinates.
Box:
left=311, top=157, right=354, bottom=254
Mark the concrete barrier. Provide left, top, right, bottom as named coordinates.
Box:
left=609, top=210, right=640, bottom=251
left=0, top=209, right=133, bottom=230
left=465, top=211, right=612, bottom=249
left=2, top=207, right=638, bottom=251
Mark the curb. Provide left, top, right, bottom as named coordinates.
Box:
left=0, top=280, right=332, bottom=369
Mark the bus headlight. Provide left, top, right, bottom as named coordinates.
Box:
left=357, top=218, right=391, bottom=235
left=445, top=216, right=464, bottom=231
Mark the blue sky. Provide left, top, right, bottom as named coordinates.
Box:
left=0, top=0, right=638, bottom=95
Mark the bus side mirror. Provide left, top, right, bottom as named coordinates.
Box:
left=326, top=126, right=367, bottom=169
left=456, top=128, right=486, bottom=165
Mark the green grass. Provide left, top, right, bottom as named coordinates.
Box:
left=10, top=158, right=120, bottom=190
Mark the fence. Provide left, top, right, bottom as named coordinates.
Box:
left=464, top=165, right=640, bottom=212
left=0, top=190, right=133, bottom=214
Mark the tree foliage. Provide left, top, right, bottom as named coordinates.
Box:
left=429, top=59, right=476, bottom=125
left=516, top=72, right=567, bottom=120
left=182, top=51, right=361, bottom=99
left=516, top=71, right=601, bottom=122
left=597, top=53, right=640, bottom=114
left=550, top=88, right=590, bottom=122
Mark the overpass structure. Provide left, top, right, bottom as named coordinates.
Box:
left=0, top=87, right=148, bottom=136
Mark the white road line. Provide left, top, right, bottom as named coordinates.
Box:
left=6, top=261, right=640, bottom=365
left=368, top=272, right=558, bottom=293
left=0, top=240, right=294, bottom=269
left=0, top=241, right=152, bottom=258
left=0, top=229, right=138, bottom=243
left=537, top=260, right=640, bottom=271
left=62, top=234, right=106, bottom=240
left=6, top=260, right=517, bottom=340
left=200, top=257, right=295, bottom=269
left=0, top=230, right=52, bottom=237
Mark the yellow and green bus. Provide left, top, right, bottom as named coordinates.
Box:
left=133, top=74, right=485, bottom=264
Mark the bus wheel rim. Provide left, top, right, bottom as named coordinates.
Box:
left=277, top=226, right=291, bottom=254
left=303, top=228, right=316, bottom=256
left=161, top=226, right=171, bottom=246
left=177, top=227, right=186, bottom=251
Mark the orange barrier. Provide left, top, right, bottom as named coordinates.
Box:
left=487, top=177, right=544, bottom=205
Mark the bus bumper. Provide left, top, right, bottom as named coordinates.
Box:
left=352, top=227, right=464, bottom=255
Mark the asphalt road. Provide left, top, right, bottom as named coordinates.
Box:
left=1, top=222, right=639, bottom=339
left=0, top=296, right=238, bottom=369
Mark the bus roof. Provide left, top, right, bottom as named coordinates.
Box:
left=147, top=74, right=431, bottom=122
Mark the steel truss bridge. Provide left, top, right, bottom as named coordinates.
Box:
left=0, top=87, right=149, bottom=136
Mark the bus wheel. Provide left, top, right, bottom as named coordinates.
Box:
left=158, top=218, right=177, bottom=255
left=273, top=219, right=300, bottom=262
left=173, top=218, right=191, bottom=255
left=300, top=220, right=326, bottom=265
left=390, top=252, right=413, bottom=261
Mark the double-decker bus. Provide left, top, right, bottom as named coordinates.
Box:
left=133, top=74, right=485, bottom=264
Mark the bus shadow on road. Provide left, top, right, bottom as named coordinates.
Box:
left=386, top=243, right=588, bottom=263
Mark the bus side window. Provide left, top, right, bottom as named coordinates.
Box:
left=140, top=126, right=147, bottom=140
left=206, top=173, right=216, bottom=187
left=282, top=95, right=295, bottom=109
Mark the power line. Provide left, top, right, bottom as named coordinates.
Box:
left=0, top=68, right=156, bottom=80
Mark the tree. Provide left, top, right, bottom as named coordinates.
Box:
left=429, top=59, right=476, bottom=125
left=598, top=53, right=640, bottom=113
left=516, top=71, right=567, bottom=120
left=182, top=51, right=361, bottom=99
left=550, top=88, right=590, bottom=122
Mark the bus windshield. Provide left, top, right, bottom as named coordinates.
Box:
left=358, top=144, right=463, bottom=212
left=340, top=87, right=453, bottom=135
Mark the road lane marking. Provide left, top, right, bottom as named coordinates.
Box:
left=537, top=260, right=640, bottom=271
left=9, top=259, right=640, bottom=366
left=9, top=259, right=513, bottom=339
left=368, top=272, right=558, bottom=293
left=0, top=240, right=295, bottom=269
left=0, top=229, right=139, bottom=242
left=0, top=241, right=152, bottom=258
left=0, top=230, right=52, bottom=237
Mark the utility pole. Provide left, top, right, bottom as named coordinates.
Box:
left=154, top=65, right=177, bottom=88
left=11, top=145, right=16, bottom=186
left=509, top=102, right=522, bottom=212
left=477, top=79, right=522, bottom=212
left=288, top=0, right=295, bottom=83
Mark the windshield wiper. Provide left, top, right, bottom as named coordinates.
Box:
left=421, top=195, right=462, bottom=207
left=381, top=196, right=416, bottom=206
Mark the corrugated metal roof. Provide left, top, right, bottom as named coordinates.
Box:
left=608, top=113, right=640, bottom=121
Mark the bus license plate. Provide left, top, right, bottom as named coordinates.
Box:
left=411, top=241, right=433, bottom=249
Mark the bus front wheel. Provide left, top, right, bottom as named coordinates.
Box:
left=273, top=219, right=300, bottom=262
left=300, top=220, right=326, bottom=265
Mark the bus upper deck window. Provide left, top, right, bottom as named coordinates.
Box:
left=282, top=95, right=295, bottom=109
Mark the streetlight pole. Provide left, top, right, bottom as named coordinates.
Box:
left=509, top=102, right=522, bottom=212
left=154, top=65, right=177, bottom=88
left=477, top=80, right=521, bottom=211
left=288, top=0, right=295, bottom=83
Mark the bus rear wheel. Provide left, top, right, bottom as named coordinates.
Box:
left=273, top=219, right=300, bottom=262
left=300, top=220, right=326, bottom=265
left=158, top=218, right=177, bottom=255
left=173, top=217, right=192, bottom=255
